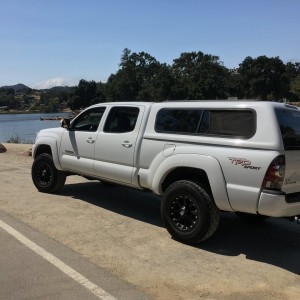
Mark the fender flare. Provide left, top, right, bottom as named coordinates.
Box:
left=151, top=154, right=232, bottom=211
left=33, top=137, right=62, bottom=170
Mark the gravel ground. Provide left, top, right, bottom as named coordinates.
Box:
left=0, top=143, right=300, bottom=299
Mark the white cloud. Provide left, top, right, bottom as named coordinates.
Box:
left=32, top=77, right=68, bottom=89
left=32, top=76, right=106, bottom=89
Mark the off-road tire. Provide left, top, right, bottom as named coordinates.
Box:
left=32, top=153, right=66, bottom=193
left=161, top=180, right=220, bottom=244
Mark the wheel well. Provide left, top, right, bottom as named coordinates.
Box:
left=34, top=145, right=52, bottom=158
left=161, top=167, right=212, bottom=194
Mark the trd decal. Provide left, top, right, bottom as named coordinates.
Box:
left=228, top=157, right=261, bottom=170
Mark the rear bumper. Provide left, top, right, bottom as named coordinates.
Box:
left=258, top=190, right=300, bottom=217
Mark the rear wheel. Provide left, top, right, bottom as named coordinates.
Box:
left=161, top=180, right=220, bottom=244
left=32, top=153, right=66, bottom=193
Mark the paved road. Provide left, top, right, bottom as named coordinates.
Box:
left=0, top=211, right=151, bottom=300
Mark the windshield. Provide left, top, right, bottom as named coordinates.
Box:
left=276, top=108, right=300, bottom=150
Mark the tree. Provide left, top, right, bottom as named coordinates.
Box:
left=106, top=49, right=164, bottom=101
left=91, top=82, right=106, bottom=105
left=290, top=74, right=300, bottom=100
left=227, top=68, right=243, bottom=99
left=78, top=79, right=97, bottom=106
left=283, top=62, right=300, bottom=100
left=238, top=56, right=287, bottom=100
left=43, top=97, right=60, bottom=113
left=105, top=72, right=136, bottom=101
left=66, top=50, right=300, bottom=107
left=171, top=51, right=230, bottom=100
left=137, top=63, right=174, bottom=101
left=69, top=94, right=81, bottom=110
left=69, top=79, right=97, bottom=109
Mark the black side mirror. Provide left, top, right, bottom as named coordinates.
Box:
left=61, top=118, right=71, bottom=129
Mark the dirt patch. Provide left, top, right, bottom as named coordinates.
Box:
left=0, top=143, right=300, bottom=299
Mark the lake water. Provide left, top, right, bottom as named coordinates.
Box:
left=0, top=113, right=71, bottom=143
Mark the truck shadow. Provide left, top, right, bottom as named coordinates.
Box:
left=60, top=181, right=300, bottom=275
left=200, top=213, right=300, bottom=275
left=60, top=181, right=163, bottom=227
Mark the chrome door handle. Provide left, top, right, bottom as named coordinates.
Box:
left=122, top=141, right=132, bottom=148
left=86, top=138, right=95, bottom=144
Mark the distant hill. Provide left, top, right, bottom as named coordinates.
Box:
left=0, top=83, right=31, bottom=92
left=0, top=84, right=75, bottom=93
left=41, top=86, right=74, bottom=92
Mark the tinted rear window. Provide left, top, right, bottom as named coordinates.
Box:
left=155, top=109, right=203, bottom=134
left=155, top=108, right=255, bottom=138
left=204, top=110, right=255, bottom=137
left=276, top=109, right=300, bottom=150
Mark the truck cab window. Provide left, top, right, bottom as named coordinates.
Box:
left=104, top=107, right=139, bottom=133
left=71, top=107, right=106, bottom=132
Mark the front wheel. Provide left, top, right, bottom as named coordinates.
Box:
left=32, top=153, right=66, bottom=193
left=161, top=180, right=220, bottom=244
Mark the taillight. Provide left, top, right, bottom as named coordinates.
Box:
left=262, top=155, right=285, bottom=191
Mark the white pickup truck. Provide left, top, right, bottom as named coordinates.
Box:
left=31, top=101, right=300, bottom=244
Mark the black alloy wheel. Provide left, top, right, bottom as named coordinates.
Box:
left=169, top=194, right=200, bottom=232
left=32, top=153, right=66, bottom=193
left=36, top=161, right=53, bottom=187
left=161, top=180, right=220, bottom=244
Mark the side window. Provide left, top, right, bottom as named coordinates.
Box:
left=155, top=108, right=255, bottom=138
left=155, top=109, right=203, bottom=133
left=206, top=110, right=255, bottom=137
left=71, top=107, right=106, bottom=132
left=104, top=107, right=139, bottom=133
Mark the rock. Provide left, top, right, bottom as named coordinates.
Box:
left=0, top=143, right=7, bottom=153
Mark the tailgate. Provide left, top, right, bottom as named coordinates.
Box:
left=282, top=151, right=300, bottom=194
left=275, top=107, right=300, bottom=195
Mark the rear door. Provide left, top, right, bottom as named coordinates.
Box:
left=276, top=108, right=300, bottom=194
left=93, top=105, right=145, bottom=184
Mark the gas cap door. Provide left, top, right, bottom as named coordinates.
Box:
left=163, top=144, right=176, bottom=157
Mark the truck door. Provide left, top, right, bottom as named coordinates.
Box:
left=93, top=105, right=144, bottom=184
left=59, top=107, right=106, bottom=175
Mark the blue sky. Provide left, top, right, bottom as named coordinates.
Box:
left=0, top=0, right=299, bottom=88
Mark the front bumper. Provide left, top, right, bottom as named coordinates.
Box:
left=258, top=190, right=300, bottom=217
left=32, top=144, right=37, bottom=159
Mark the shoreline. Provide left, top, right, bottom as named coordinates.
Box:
left=0, top=110, right=72, bottom=115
